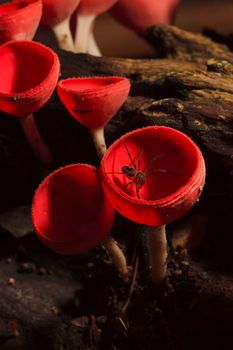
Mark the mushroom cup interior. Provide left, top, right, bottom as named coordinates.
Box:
left=60, top=77, right=127, bottom=95
left=102, top=126, right=201, bottom=202
left=0, top=41, right=56, bottom=94
left=0, top=2, right=28, bottom=16
left=58, top=76, right=130, bottom=129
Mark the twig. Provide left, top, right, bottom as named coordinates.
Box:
left=121, top=257, right=139, bottom=315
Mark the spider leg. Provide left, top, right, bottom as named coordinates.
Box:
left=146, top=168, right=182, bottom=176
left=123, top=181, right=141, bottom=199
left=124, top=181, right=134, bottom=188
left=143, top=148, right=177, bottom=173
left=137, top=148, right=144, bottom=171
left=103, top=171, right=124, bottom=174
left=136, top=183, right=141, bottom=199
left=122, top=141, right=137, bottom=169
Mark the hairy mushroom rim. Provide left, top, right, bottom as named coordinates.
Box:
left=58, top=76, right=129, bottom=94
left=0, top=0, right=37, bottom=16
left=0, top=40, right=58, bottom=98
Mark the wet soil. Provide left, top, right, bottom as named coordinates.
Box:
left=0, top=216, right=232, bottom=350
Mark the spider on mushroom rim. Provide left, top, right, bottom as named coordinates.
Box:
left=108, top=142, right=182, bottom=199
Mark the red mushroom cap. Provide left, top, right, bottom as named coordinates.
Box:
left=77, top=0, right=118, bottom=16
left=0, top=0, right=42, bottom=44
left=110, top=0, right=180, bottom=32
left=57, top=76, right=130, bottom=129
left=101, top=126, right=206, bottom=226
left=32, top=164, right=115, bottom=254
left=0, top=40, right=60, bottom=118
left=41, top=0, right=80, bottom=26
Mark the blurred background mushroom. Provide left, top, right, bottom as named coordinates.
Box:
left=73, top=0, right=118, bottom=55
left=40, top=0, right=80, bottom=51
left=0, top=0, right=42, bottom=44
left=109, top=0, right=180, bottom=32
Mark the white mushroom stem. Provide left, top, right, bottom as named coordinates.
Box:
left=102, top=236, right=128, bottom=277
left=90, top=127, right=128, bottom=276
left=52, top=17, right=74, bottom=51
left=147, top=224, right=168, bottom=287
left=19, top=114, right=52, bottom=164
left=90, top=127, right=107, bottom=159
left=74, top=14, right=96, bottom=53
left=87, top=32, right=102, bottom=56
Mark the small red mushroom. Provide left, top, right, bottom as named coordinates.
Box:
left=74, top=0, right=118, bottom=55
left=32, top=163, right=128, bottom=275
left=110, top=0, right=180, bottom=32
left=0, top=0, right=42, bottom=44
left=57, top=76, right=130, bottom=158
left=41, top=0, right=80, bottom=51
left=0, top=40, right=60, bottom=163
left=100, top=126, right=206, bottom=287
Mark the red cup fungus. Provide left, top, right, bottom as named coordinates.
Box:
left=57, top=76, right=130, bottom=158
left=32, top=163, right=128, bottom=275
left=0, top=40, right=60, bottom=163
left=0, top=0, right=42, bottom=44
left=74, top=0, right=118, bottom=55
left=110, top=0, right=180, bottom=32
left=100, top=126, right=206, bottom=286
left=41, top=0, right=81, bottom=51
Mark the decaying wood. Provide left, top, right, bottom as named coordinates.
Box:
left=145, top=24, right=233, bottom=64
left=53, top=25, right=233, bottom=192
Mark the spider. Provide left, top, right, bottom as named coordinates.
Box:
left=109, top=142, right=181, bottom=199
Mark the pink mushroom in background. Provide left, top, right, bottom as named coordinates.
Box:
left=74, top=0, right=118, bottom=55
left=0, top=0, right=42, bottom=44
left=40, top=0, right=80, bottom=51
left=110, top=0, right=180, bottom=32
